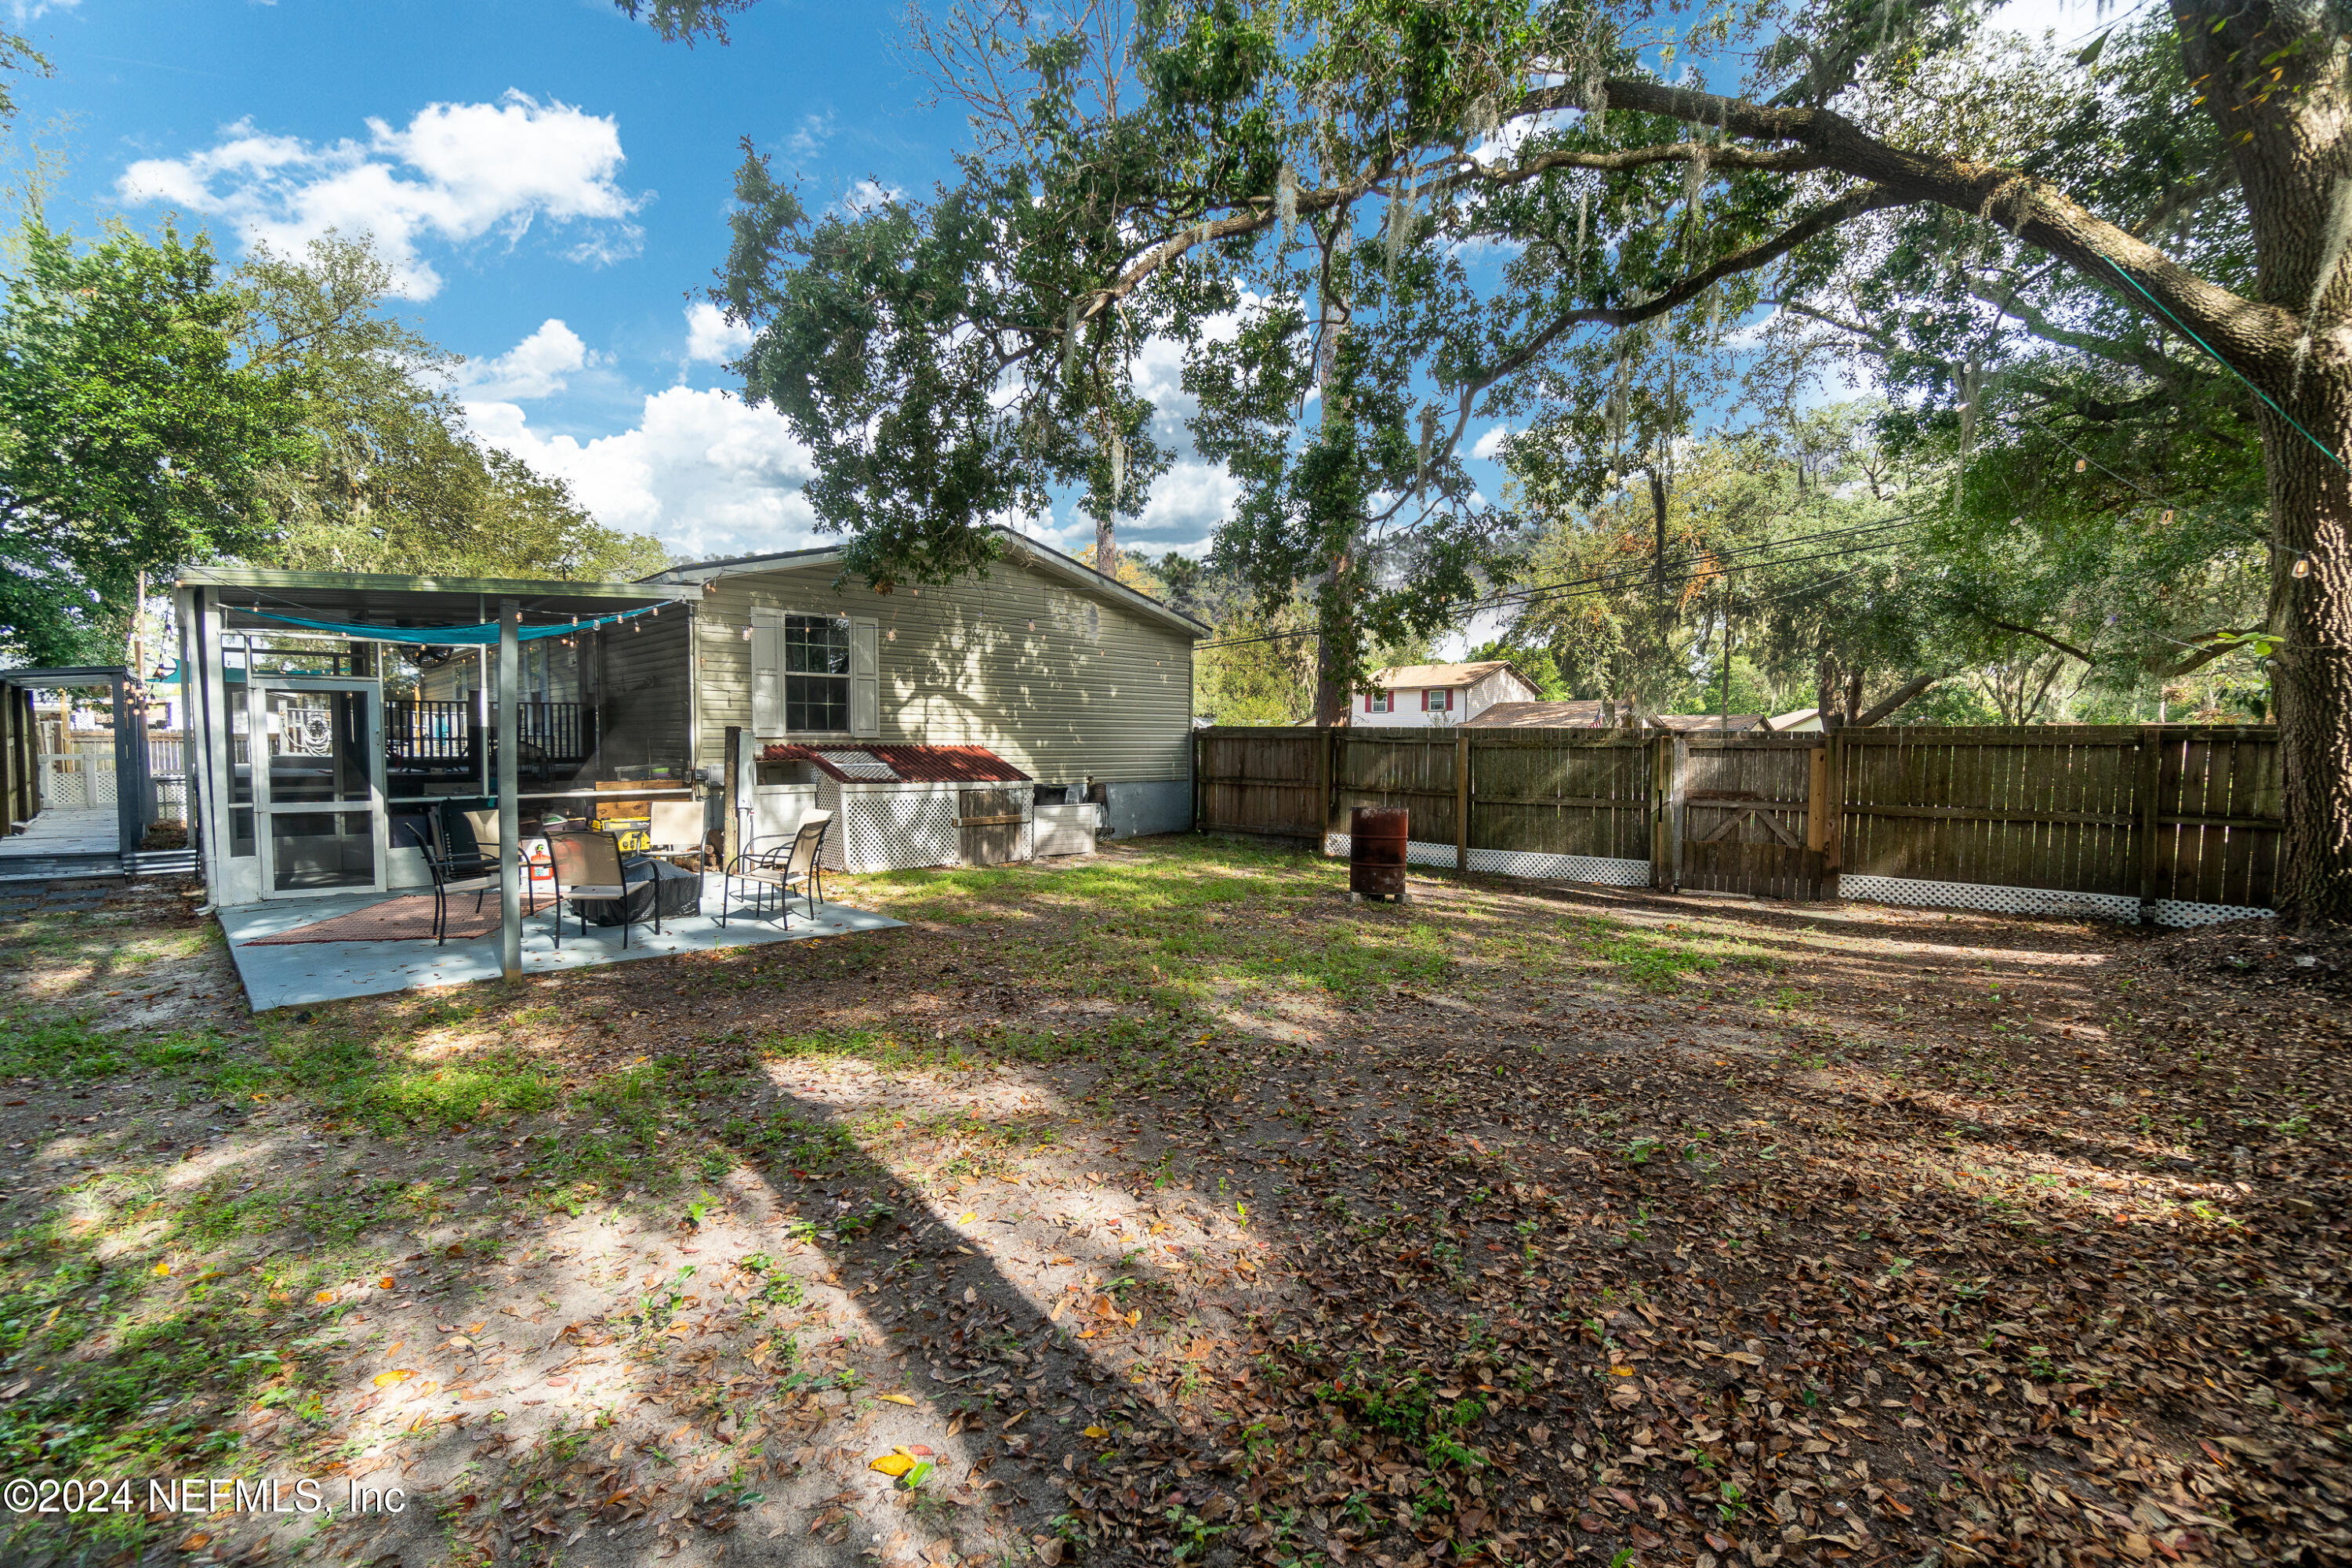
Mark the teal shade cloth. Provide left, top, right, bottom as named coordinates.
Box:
left=241, top=604, right=660, bottom=644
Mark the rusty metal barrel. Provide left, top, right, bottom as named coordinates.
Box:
left=1349, top=805, right=1409, bottom=899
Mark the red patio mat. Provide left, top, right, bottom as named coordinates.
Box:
left=244, top=895, right=502, bottom=945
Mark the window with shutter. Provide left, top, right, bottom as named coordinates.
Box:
left=782, top=615, right=851, bottom=731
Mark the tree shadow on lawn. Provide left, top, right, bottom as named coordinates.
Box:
left=7, top=847, right=2345, bottom=1568
left=0, top=1011, right=1322, bottom=1568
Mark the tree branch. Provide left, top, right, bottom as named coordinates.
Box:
left=1852, top=671, right=1940, bottom=726
left=2146, top=629, right=2260, bottom=680
left=1540, top=78, right=2293, bottom=374
left=1983, top=615, right=2096, bottom=663
left=1959, top=272, right=2190, bottom=383
left=1454, top=184, right=1905, bottom=405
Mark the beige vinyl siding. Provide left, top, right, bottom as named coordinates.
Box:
left=691, top=557, right=1194, bottom=783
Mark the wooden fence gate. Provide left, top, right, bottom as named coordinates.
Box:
left=1666, top=734, right=1826, bottom=900
left=1192, top=723, right=2283, bottom=927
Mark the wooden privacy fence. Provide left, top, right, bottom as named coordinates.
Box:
left=1192, top=724, right=2281, bottom=927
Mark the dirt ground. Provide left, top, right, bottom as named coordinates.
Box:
left=0, top=836, right=2343, bottom=1568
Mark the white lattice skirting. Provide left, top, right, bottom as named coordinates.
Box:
left=822, top=783, right=957, bottom=874
left=1324, top=834, right=1651, bottom=887
left=1838, top=874, right=2274, bottom=929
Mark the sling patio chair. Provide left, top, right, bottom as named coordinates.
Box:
left=437, top=807, right=548, bottom=913
left=645, top=799, right=713, bottom=908
left=543, top=829, right=662, bottom=950
left=402, top=821, right=500, bottom=946
left=719, top=808, right=831, bottom=929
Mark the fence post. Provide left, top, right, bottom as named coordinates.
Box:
left=1191, top=730, right=1203, bottom=833
left=2136, top=725, right=2164, bottom=924
left=1822, top=732, right=1845, bottom=898
left=1314, top=725, right=1333, bottom=852
left=1454, top=728, right=1471, bottom=877
left=1651, top=732, right=1687, bottom=892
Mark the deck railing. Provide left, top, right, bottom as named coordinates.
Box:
left=384, top=700, right=593, bottom=767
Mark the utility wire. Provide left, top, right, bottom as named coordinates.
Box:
left=1193, top=529, right=1916, bottom=652
left=1193, top=516, right=1919, bottom=652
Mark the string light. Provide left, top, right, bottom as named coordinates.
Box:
left=2294, top=554, right=2314, bottom=579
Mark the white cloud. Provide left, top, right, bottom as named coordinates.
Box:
left=457, top=318, right=591, bottom=401
left=117, top=91, right=643, bottom=299
left=10, top=0, right=75, bottom=19
left=1134, top=459, right=1240, bottom=543
left=785, top=112, right=833, bottom=162
left=841, top=178, right=902, bottom=216
left=684, top=302, right=756, bottom=365
left=466, top=386, right=817, bottom=559
left=1470, top=425, right=1513, bottom=461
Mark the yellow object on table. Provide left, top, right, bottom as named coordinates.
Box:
left=593, top=816, right=651, bottom=853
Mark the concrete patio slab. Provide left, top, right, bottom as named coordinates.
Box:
left=217, top=884, right=902, bottom=1011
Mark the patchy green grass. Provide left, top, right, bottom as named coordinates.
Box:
left=0, top=1014, right=226, bottom=1079
left=1573, top=916, right=1784, bottom=991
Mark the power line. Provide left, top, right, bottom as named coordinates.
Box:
left=1185, top=524, right=1919, bottom=653
left=1490, top=516, right=1918, bottom=615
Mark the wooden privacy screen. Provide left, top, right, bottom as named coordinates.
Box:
left=1192, top=724, right=2283, bottom=918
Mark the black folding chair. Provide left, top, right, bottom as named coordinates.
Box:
left=400, top=821, right=497, bottom=946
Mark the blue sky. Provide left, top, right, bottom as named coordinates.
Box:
left=12, top=0, right=1014, bottom=564
left=14, top=0, right=2110, bottom=578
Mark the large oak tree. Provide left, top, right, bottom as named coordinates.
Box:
left=658, top=0, right=2352, bottom=919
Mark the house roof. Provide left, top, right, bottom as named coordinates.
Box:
left=1461, top=699, right=1608, bottom=728
left=1367, top=660, right=1523, bottom=690
left=647, top=525, right=1209, bottom=640
left=1764, top=707, right=1824, bottom=731
left=0, top=666, right=135, bottom=691
left=757, top=743, right=1032, bottom=785
left=1650, top=713, right=1769, bottom=733
left=177, top=566, right=689, bottom=632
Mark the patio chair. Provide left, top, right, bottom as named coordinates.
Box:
left=544, top=829, right=660, bottom=950
left=401, top=821, right=497, bottom=946
left=647, top=799, right=712, bottom=909
left=720, top=808, right=830, bottom=929
left=436, top=808, right=544, bottom=917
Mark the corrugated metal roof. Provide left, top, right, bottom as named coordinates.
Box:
left=760, top=743, right=1033, bottom=784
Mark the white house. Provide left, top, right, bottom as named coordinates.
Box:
left=1353, top=661, right=1539, bottom=727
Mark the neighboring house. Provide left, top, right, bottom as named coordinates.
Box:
left=1651, top=713, right=1769, bottom=734
left=1354, top=661, right=1539, bottom=727
left=1763, top=707, right=1824, bottom=732
left=1463, top=699, right=1608, bottom=729
left=1465, top=700, right=1774, bottom=732
left=648, top=527, right=1207, bottom=837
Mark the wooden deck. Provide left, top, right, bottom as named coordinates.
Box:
left=0, top=808, right=119, bottom=861
left=0, top=808, right=125, bottom=884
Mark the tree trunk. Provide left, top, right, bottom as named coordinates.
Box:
left=1094, top=516, right=1116, bottom=577
left=1853, top=673, right=1940, bottom=727
left=2259, top=401, right=2352, bottom=924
